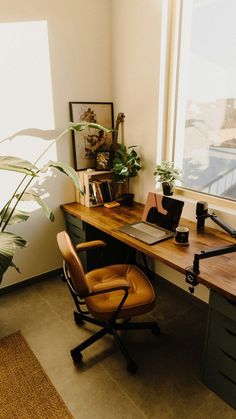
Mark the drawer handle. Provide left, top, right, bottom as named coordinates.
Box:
left=225, top=327, right=236, bottom=338
left=219, top=370, right=236, bottom=386
left=221, top=349, right=236, bottom=363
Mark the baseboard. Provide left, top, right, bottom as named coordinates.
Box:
left=0, top=268, right=63, bottom=295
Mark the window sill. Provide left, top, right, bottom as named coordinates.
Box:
left=175, top=187, right=236, bottom=211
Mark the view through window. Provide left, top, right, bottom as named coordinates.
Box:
left=173, top=0, right=236, bottom=200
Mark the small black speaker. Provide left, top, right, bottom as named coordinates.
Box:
left=196, top=201, right=208, bottom=231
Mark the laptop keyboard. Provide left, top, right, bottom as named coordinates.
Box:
left=132, top=223, right=167, bottom=237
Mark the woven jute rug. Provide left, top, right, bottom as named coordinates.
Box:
left=0, top=331, right=73, bottom=418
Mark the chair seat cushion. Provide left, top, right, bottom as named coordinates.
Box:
left=85, top=265, right=155, bottom=321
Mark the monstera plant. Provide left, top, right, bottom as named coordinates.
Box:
left=0, top=122, right=112, bottom=281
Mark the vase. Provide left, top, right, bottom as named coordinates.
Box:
left=162, top=182, right=174, bottom=196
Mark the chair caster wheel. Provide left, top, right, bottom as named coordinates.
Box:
left=151, top=326, right=161, bottom=336
left=71, top=350, right=83, bottom=364
left=73, top=312, right=84, bottom=325
left=127, top=361, right=138, bottom=374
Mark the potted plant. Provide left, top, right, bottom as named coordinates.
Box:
left=154, top=161, right=181, bottom=195
left=111, top=144, right=142, bottom=205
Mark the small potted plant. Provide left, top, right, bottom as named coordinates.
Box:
left=154, top=161, right=181, bottom=195
left=111, top=144, right=142, bottom=205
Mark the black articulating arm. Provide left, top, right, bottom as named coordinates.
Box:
left=185, top=202, right=236, bottom=294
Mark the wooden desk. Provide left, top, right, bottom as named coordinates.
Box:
left=61, top=201, right=236, bottom=302
left=61, top=201, right=236, bottom=409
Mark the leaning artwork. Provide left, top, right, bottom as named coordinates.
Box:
left=69, top=102, right=114, bottom=170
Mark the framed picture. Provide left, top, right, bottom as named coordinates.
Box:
left=95, top=151, right=111, bottom=171
left=69, top=102, right=114, bottom=170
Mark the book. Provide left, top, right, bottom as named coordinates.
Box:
left=76, top=170, right=118, bottom=207
left=93, top=181, right=104, bottom=204
left=99, top=180, right=112, bottom=202
left=106, top=179, right=114, bottom=201
left=89, top=182, right=97, bottom=205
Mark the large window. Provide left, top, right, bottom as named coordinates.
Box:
left=172, top=0, right=236, bottom=201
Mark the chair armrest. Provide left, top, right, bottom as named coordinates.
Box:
left=91, top=279, right=130, bottom=293
left=88, top=279, right=131, bottom=320
left=76, top=240, right=107, bottom=252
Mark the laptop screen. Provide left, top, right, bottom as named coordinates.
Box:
left=141, top=192, right=184, bottom=232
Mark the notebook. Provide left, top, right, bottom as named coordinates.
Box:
left=118, top=192, right=184, bottom=245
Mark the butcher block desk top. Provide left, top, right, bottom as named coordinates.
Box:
left=61, top=202, right=236, bottom=302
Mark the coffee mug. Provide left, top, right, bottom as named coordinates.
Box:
left=174, top=226, right=189, bottom=246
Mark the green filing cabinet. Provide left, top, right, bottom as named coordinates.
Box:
left=203, top=290, right=236, bottom=409
left=62, top=210, right=136, bottom=272
left=63, top=211, right=87, bottom=269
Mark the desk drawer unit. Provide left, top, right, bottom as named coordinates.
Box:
left=63, top=212, right=85, bottom=244
left=62, top=211, right=87, bottom=269
left=203, top=290, right=236, bottom=409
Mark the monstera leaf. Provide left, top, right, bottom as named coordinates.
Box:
left=0, top=232, right=27, bottom=278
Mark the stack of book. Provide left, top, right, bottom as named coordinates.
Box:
left=89, top=179, right=114, bottom=205
left=75, top=170, right=118, bottom=207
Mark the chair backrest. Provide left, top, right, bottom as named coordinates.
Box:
left=57, top=231, right=89, bottom=296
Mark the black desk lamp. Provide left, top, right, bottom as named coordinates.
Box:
left=186, top=201, right=236, bottom=293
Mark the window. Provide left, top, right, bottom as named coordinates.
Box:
left=171, top=0, right=236, bottom=201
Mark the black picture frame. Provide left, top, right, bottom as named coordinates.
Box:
left=69, top=101, right=114, bottom=170
left=95, top=151, right=111, bottom=171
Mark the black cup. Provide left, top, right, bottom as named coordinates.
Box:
left=174, top=226, right=189, bottom=246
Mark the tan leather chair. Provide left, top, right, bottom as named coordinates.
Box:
left=57, top=231, right=160, bottom=373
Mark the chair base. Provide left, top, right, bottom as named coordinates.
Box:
left=71, top=310, right=160, bottom=373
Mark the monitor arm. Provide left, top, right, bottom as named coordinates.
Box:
left=199, top=211, right=236, bottom=238
left=185, top=206, right=236, bottom=293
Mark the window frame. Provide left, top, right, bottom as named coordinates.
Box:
left=163, top=0, right=236, bottom=211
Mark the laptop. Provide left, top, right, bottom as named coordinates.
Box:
left=118, top=192, right=184, bottom=245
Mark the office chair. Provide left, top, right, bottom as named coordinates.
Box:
left=57, top=231, right=160, bottom=373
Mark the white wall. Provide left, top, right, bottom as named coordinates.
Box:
left=0, top=0, right=112, bottom=287
left=111, top=0, right=162, bottom=204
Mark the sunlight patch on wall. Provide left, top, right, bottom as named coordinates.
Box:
left=0, top=20, right=56, bottom=210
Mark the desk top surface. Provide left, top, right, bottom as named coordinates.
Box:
left=62, top=202, right=236, bottom=301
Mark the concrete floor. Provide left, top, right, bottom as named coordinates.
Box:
left=0, top=275, right=235, bottom=419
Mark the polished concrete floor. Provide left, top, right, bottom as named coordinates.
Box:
left=0, top=275, right=235, bottom=419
